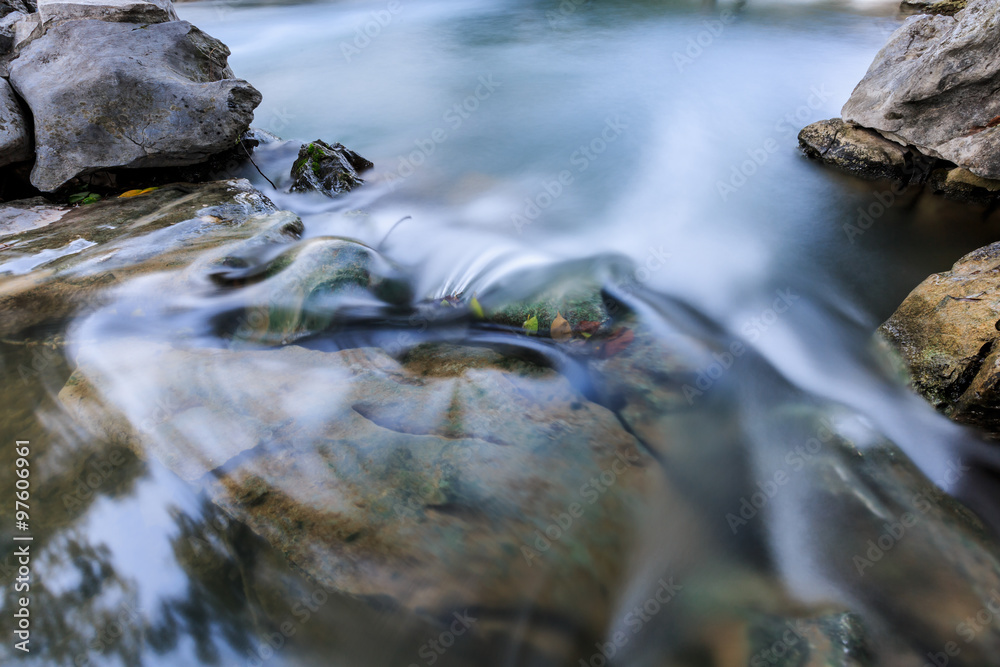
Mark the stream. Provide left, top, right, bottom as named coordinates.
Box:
left=5, top=0, right=1000, bottom=665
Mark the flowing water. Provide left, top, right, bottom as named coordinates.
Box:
left=5, top=0, right=1000, bottom=665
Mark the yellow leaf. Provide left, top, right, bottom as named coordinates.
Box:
left=523, top=315, right=538, bottom=335
left=550, top=312, right=572, bottom=341
left=118, top=187, right=159, bottom=198
left=469, top=295, right=484, bottom=318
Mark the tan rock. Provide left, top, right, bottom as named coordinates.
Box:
left=880, top=242, right=1000, bottom=434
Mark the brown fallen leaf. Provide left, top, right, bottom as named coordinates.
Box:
left=550, top=312, right=572, bottom=341
left=576, top=320, right=602, bottom=336
left=599, top=327, right=635, bottom=359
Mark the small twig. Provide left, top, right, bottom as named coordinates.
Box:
left=241, top=141, right=277, bottom=190
left=376, top=216, right=412, bottom=252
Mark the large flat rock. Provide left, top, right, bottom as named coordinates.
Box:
left=59, top=340, right=686, bottom=641
left=0, top=179, right=293, bottom=336
left=8, top=20, right=262, bottom=192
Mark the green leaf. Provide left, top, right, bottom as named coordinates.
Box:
left=69, top=192, right=102, bottom=205
left=523, top=315, right=538, bottom=335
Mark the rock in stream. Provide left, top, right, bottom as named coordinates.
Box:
left=880, top=241, right=1000, bottom=437
left=9, top=19, right=261, bottom=191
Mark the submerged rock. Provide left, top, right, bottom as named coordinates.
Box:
left=9, top=20, right=262, bottom=192
left=0, top=77, right=30, bottom=167
left=879, top=242, right=1000, bottom=436
left=289, top=139, right=373, bottom=198
left=0, top=179, right=292, bottom=337
left=841, top=0, right=1000, bottom=180
left=212, top=236, right=413, bottom=345
left=0, top=196, right=66, bottom=237
left=59, top=340, right=684, bottom=642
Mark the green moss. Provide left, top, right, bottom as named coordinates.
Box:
left=305, top=143, right=323, bottom=178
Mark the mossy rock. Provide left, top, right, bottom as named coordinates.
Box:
left=481, top=278, right=612, bottom=333
left=220, top=236, right=413, bottom=345
left=289, top=139, right=373, bottom=198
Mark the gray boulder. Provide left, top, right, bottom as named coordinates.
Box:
left=10, top=12, right=40, bottom=49
left=0, top=10, right=31, bottom=76
left=9, top=20, right=262, bottom=192
left=37, top=0, right=177, bottom=25
left=842, top=0, right=1000, bottom=180
left=0, top=77, right=30, bottom=167
left=0, top=0, right=33, bottom=17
